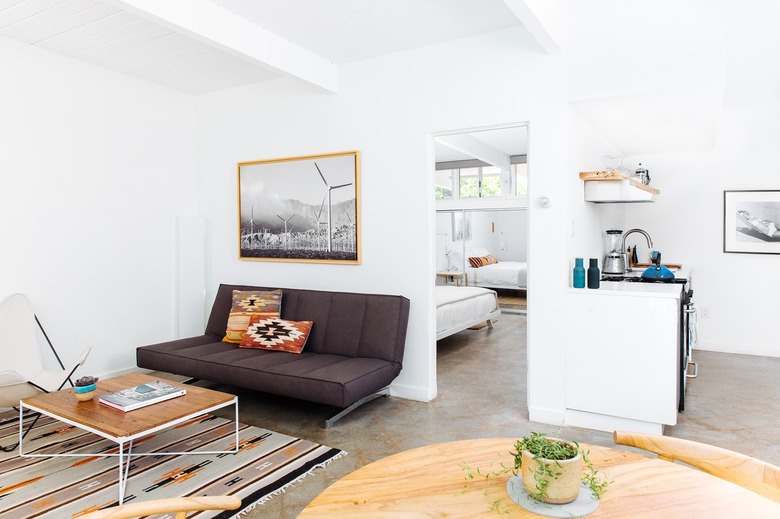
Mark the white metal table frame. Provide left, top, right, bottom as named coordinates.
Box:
left=18, top=397, right=239, bottom=505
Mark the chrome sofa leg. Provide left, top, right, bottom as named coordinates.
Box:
left=325, top=388, right=390, bottom=429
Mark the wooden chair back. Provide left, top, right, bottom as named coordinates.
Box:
left=77, top=496, right=242, bottom=519
left=613, top=430, right=780, bottom=503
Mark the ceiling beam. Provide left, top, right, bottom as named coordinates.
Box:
left=106, top=0, right=338, bottom=93
left=436, top=134, right=511, bottom=171
left=501, top=0, right=562, bottom=54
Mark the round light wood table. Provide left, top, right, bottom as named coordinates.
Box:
left=298, top=437, right=780, bottom=518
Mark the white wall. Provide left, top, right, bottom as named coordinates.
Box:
left=4, top=0, right=777, bottom=429
left=623, top=102, right=780, bottom=357
left=195, top=26, right=566, bottom=402
left=0, top=36, right=197, bottom=378
left=434, top=209, right=527, bottom=273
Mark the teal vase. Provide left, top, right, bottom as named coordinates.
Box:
left=573, top=258, right=585, bottom=288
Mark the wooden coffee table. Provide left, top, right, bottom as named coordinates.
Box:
left=19, top=373, right=238, bottom=504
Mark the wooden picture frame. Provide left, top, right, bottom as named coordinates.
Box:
left=238, top=151, right=360, bottom=264
left=723, top=190, right=780, bottom=254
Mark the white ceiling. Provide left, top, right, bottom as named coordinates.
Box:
left=435, top=125, right=528, bottom=164
left=0, top=0, right=532, bottom=94
left=212, top=0, right=521, bottom=64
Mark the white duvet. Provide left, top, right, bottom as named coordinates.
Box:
left=436, top=286, right=499, bottom=336
left=466, top=261, right=527, bottom=288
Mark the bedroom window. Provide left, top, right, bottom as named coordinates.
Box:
left=514, top=163, right=528, bottom=196
left=459, top=166, right=501, bottom=199
left=435, top=157, right=526, bottom=203
left=435, top=169, right=454, bottom=199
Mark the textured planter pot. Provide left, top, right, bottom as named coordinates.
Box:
left=521, top=445, right=583, bottom=504
left=74, top=383, right=97, bottom=402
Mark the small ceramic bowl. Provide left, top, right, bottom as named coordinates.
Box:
left=74, top=383, right=97, bottom=401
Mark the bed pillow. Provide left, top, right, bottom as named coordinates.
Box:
left=239, top=316, right=313, bottom=354
left=468, top=254, right=499, bottom=268
left=223, top=289, right=282, bottom=344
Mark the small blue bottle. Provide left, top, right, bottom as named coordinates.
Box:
left=587, top=258, right=600, bottom=289
left=573, top=258, right=585, bottom=288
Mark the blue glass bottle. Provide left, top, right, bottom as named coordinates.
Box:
left=573, top=258, right=585, bottom=288
left=587, top=258, right=600, bottom=289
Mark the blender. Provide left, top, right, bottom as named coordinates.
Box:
left=603, top=229, right=627, bottom=274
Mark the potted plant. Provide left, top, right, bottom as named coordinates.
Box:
left=73, top=376, right=99, bottom=401
left=511, top=432, right=608, bottom=504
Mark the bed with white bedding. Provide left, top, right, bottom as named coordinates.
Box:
left=436, top=286, right=501, bottom=340
left=466, top=261, right=527, bottom=289
left=446, top=246, right=527, bottom=290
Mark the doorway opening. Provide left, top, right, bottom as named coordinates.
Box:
left=431, top=122, right=530, bottom=386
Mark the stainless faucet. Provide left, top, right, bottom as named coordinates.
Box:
left=622, top=228, right=653, bottom=271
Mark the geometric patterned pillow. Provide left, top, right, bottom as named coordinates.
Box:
left=238, top=316, right=313, bottom=354
left=222, top=289, right=282, bottom=344
left=468, top=254, right=499, bottom=268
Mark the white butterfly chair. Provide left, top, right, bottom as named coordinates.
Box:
left=0, top=293, right=91, bottom=451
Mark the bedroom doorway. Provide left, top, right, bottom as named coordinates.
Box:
left=432, top=122, right=529, bottom=345
left=435, top=208, right=527, bottom=314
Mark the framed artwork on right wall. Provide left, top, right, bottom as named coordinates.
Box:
left=723, top=190, right=780, bottom=254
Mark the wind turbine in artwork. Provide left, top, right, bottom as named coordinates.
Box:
left=315, top=162, right=352, bottom=252
left=248, top=206, right=256, bottom=248
left=316, top=192, right=329, bottom=251
left=277, top=213, right=296, bottom=249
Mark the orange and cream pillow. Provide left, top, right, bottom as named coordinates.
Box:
left=468, top=254, right=498, bottom=268
left=239, top=316, right=313, bottom=354
left=222, top=289, right=282, bottom=344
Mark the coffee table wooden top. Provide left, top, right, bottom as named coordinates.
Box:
left=298, top=437, right=780, bottom=518
left=22, top=373, right=235, bottom=439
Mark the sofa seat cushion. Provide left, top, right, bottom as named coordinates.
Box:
left=137, top=337, right=400, bottom=408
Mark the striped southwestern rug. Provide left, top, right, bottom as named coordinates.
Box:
left=0, top=411, right=344, bottom=518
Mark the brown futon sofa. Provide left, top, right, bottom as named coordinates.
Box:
left=136, top=283, right=410, bottom=427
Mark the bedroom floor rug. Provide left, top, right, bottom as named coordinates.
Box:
left=497, top=295, right=527, bottom=311
left=0, top=411, right=344, bottom=518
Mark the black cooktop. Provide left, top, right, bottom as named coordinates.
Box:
left=601, top=275, right=688, bottom=284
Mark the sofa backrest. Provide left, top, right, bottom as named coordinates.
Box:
left=205, top=284, right=410, bottom=365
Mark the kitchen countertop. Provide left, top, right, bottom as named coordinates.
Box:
left=568, top=266, right=691, bottom=299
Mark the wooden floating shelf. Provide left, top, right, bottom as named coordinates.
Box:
left=580, top=170, right=660, bottom=202
left=579, top=171, right=660, bottom=195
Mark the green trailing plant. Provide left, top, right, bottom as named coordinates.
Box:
left=512, top=432, right=610, bottom=501
left=462, top=432, right=610, bottom=509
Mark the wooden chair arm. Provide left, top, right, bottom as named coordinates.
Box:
left=613, top=430, right=780, bottom=503
left=78, top=495, right=242, bottom=519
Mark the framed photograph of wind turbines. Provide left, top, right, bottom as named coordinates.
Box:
left=237, top=151, right=361, bottom=264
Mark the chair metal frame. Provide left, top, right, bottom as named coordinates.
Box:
left=0, top=298, right=87, bottom=452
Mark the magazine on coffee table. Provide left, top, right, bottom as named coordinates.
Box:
left=98, top=380, right=186, bottom=412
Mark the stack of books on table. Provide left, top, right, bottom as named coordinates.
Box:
left=98, top=380, right=186, bottom=412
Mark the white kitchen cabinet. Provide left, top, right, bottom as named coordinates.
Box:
left=564, top=284, right=682, bottom=434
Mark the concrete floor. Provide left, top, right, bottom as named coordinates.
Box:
left=184, top=313, right=780, bottom=518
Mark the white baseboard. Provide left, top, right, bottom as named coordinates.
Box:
left=390, top=383, right=432, bottom=402
left=97, top=366, right=151, bottom=380
left=564, top=409, right=665, bottom=435
left=530, top=406, right=666, bottom=434
left=696, top=341, right=779, bottom=358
